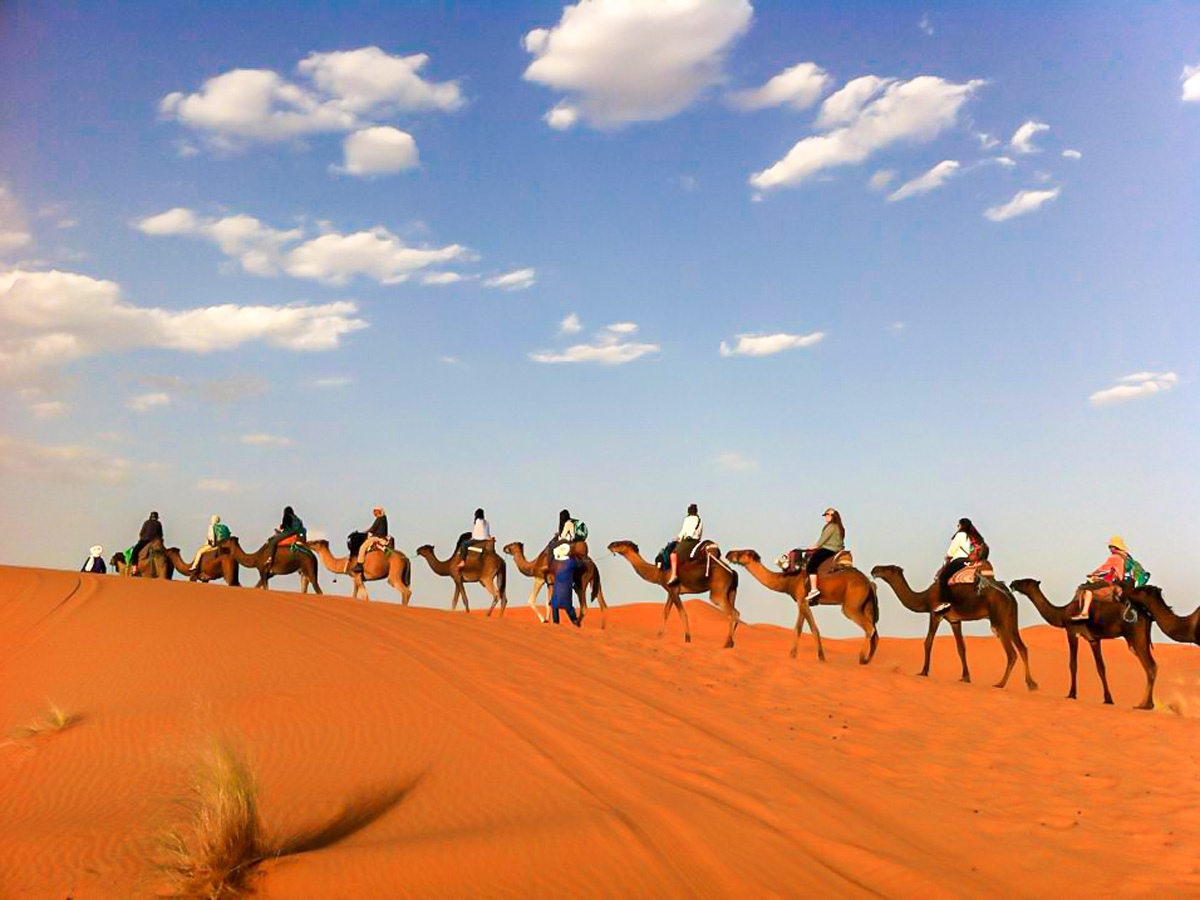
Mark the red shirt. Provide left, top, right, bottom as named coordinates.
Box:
left=1092, top=552, right=1125, bottom=582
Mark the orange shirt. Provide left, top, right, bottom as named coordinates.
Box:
left=1092, top=552, right=1125, bottom=582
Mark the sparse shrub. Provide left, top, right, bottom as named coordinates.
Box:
left=14, top=702, right=82, bottom=739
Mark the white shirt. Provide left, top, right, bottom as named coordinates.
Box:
left=471, top=518, right=491, bottom=540
left=946, top=531, right=972, bottom=561
left=677, top=515, right=703, bottom=542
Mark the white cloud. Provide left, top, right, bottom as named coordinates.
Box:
left=544, top=103, right=580, bottom=130
left=712, top=451, right=757, bottom=472
left=28, top=400, right=69, bottom=419
left=421, top=271, right=468, bottom=285
left=523, top=0, right=753, bottom=128
left=719, top=331, right=825, bottom=356
left=484, top=267, right=536, bottom=291
left=334, top=126, right=419, bottom=177
left=127, top=391, right=171, bottom=413
left=918, top=13, right=934, bottom=36
left=438, top=356, right=462, bottom=365
left=867, top=169, right=896, bottom=191
left=530, top=320, right=658, bottom=365
left=992, top=155, right=1017, bottom=168
left=1182, top=64, right=1200, bottom=102
left=161, top=46, right=462, bottom=150
left=887, top=159, right=960, bottom=201
left=976, top=132, right=999, bottom=150
left=197, top=479, right=238, bottom=492
left=241, top=433, right=292, bottom=447
left=0, top=268, right=367, bottom=382
left=730, top=62, right=830, bottom=112
left=983, top=187, right=1061, bottom=222
left=0, top=435, right=130, bottom=484
left=297, top=46, right=463, bottom=115
left=310, top=375, right=353, bottom=388
left=560, top=312, right=582, bottom=334
left=814, top=75, right=892, bottom=128
left=751, top=76, right=983, bottom=191
left=138, top=209, right=469, bottom=286
left=1062, top=148, right=1082, bottom=160
left=1089, top=372, right=1178, bottom=407
left=1010, top=120, right=1049, bottom=154
left=0, top=184, right=33, bottom=257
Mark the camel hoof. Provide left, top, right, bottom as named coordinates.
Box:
left=1135, top=702, right=1153, bottom=711
left=723, top=640, right=734, bottom=649
left=1067, top=693, right=1077, bottom=700
left=858, top=656, right=868, bottom=665
left=1027, top=682, right=1039, bottom=692
left=684, top=634, right=692, bottom=644
left=1104, top=698, right=1115, bottom=706
left=961, top=677, right=972, bottom=684
left=789, top=648, right=798, bottom=660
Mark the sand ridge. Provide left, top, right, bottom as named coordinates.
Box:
left=2, top=565, right=1198, bottom=898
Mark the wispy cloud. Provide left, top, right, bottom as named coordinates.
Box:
left=197, top=479, right=238, bottom=492
left=730, top=61, right=830, bottom=112
left=0, top=435, right=130, bottom=483
left=1062, top=148, right=1082, bottom=160
left=28, top=400, right=69, bottom=419
left=712, top=451, right=757, bottom=472
left=127, top=391, right=170, bottom=412
left=484, top=267, right=536, bottom=291
left=240, top=433, right=291, bottom=447
left=530, top=322, right=658, bottom=365
left=867, top=169, right=896, bottom=191
left=560, top=312, right=582, bottom=334
left=1182, top=63, right=1200, bottom=102
left=917, top=13, right=934, bottom=36
left=1089, top=371, right=1179, bottom=407
left=1010, top=120, right=1049, bottom=154
left=720, top=331, right=824, bottom=357
left=887, top=160, right=960, bottom=201
left=309, top=375, right=353, bottom=388
left=984, top=187, right=1061, bottom=222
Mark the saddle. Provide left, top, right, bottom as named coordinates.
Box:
left=782, top=548, right=854, bottom=577
left=949, top=560, right=995, bottom=585
left=1075, top=581, right=1121, bottom=604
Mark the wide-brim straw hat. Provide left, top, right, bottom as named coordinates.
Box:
left=1108, top=535, right=1128, bottom=553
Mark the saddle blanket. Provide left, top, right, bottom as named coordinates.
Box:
left=949, top=561, right=994, bottom=585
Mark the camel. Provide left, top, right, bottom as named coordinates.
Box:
left=307, top=539, right=412, bottom=604
left=607, top=540, right=740, bottom=648
left=1132, top=585, right=1200, bottom=645
left=225, top=536, right=322, bottom=594
left=113, top=539, right=174, bottom=579
left=1011, top=579, right=1156, bottom=709
left=164, top=545, right=240, bottom=586
left=726, top=549, right=879, bottom=663
left=416, top=540, right=507, bottom=615
left=871, top=565, right=1037, bottom=691
left=503, top=541, right=608, bottom=628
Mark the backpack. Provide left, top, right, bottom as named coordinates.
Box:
left=571, top=519, right=588, bottom=541
left=213, top=522, right=231, bottom=543
left=1125, top=556, right=1151, bottom=588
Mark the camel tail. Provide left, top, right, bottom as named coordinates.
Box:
left=867, top=581, right=880, bottom=625
left=402, top=555, right=412, bottom=589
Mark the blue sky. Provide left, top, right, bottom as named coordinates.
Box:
left=2, top=1, right=1197, bottom=636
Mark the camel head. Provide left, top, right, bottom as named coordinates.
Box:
left=869, top=564, right=903, bottom=580
left=110, top=553, right=125, bottom=570
left=1010, top=578, right=1040, bottom=596
left=725, top=549, right=760, bottom=566
left=502, top=541, right=523, bottom=557
left=416, top=544, right=435, bottom=556
left=607, top=540, right=639, bottom=556
left=307, top=538, right=330, bottom=550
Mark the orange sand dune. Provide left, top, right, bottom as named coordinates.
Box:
left=2, top=566, right=1199, bottom=898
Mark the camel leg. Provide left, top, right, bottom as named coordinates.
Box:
left=1013, top=629, right=1036, bottom=691
left=951, top=620, right=971, bottom=683
left=1066, top=630, right=1079, bottom=699
left=711, top=589, right=739, bottom=650
left=676, top=592, right=692, bottom=644
left=991, top=621, right=1019, bottom=689
left=920, top=614, right=943, bottom=677
left=1088, top=639, right=1113, bottom=705
left=526, top=581, right=546, bottom=622
left=658, top=592, right=674, bottom=638
left=1128, top=629, right=1157, bottom=710
left=460, top=581, right=471, bottom=614
left=594, top=582, right=608, bottom=630
left=841, top=601, right=873, bottom=665
left=484, top=575, right=503, bottom=617
left=792, top=598, right=823, bottom=661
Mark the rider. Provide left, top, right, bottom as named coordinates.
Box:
left=934, top=518, right=986, bottom=613
left=190, top=515, right=225, bottom=571
left=1073, top=536, right=1130, bottom=622
left=668, top=503, right=703, bottom=586
left=264, top=506, right=305, bottom=568
left=804, top=508, right=845, bottom=601
left=130, top=511, right=164, bottom=574
left=81, top=545, right=106, bottom=574
left=549, top=508, right=575, bottom=561
left=458, top=508, right=491, bottom=562
left=352, top=507, right=389, bottom=574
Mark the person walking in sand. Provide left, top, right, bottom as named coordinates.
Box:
left=81, top=545, right=106, bottom=574
left=550, top=547, right=581, bottom=627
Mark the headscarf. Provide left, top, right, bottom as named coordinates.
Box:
left=90, top=545, right=103, bottom=557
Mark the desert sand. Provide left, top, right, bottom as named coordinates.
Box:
left=2, top=565, right=1199, bottom=898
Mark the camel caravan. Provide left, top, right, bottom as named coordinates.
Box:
left=92, top=506, right=1191, bottom=709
